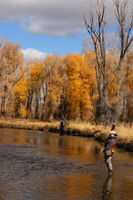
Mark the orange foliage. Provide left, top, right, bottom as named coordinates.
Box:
left=0, top=40, right=132, bottom=123
left=64, top=53, right=97, bottom=121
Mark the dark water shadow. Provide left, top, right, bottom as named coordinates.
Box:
left=101, top=175, right=112, bottom=200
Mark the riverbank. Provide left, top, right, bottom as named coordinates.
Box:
left=0, top=117, right=132, bottom=151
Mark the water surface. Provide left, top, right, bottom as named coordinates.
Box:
left=0, top=128, right=133, bottom=200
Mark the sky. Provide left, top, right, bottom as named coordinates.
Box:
left=0, top=0, right=132, bottom=60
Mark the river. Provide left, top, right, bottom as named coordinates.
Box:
left=0, top=128, right=133, bottom=200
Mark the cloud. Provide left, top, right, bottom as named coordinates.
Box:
left=21, top=48, right=49, bottom=61
left=0, top=0, right=132, bottom=36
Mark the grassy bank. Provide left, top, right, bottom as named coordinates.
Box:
left=0, top=117, right=59, bottom=131
left=0, top=117, right=132, bottom=151
left=65, top=122, right=133, bottom=150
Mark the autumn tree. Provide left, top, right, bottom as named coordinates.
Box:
left=63, top=53, right=96, bottom=121
left=0, top=40, right=23, bottom=116
left=13, top=74, right=28, bottom=118
left=113, top=0, right=133, bottom=121
left=41, top=54, right=64, bottom=121
left=84, top=0, right=133, bottom=124
left=26, top=60, right=46, bottom=119
left=122, top=52, right=133, bottom=124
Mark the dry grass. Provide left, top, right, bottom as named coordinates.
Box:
left=116, top=125, right=133, bottom=142
left=66, top=121, right=95, bottom=133
left=0, top=117, right=60, bottom=130
left=0, top=118, right=132, bottom=144
left=66, top=121, right=133, bottom=142
left=66, top=121, right=109, bottom=137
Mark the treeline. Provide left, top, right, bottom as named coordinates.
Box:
left=0, top=40, right=132, bottom=124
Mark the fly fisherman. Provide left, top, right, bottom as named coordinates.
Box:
left=103, top=124, right=118, bottom=174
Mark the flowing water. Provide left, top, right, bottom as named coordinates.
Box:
left=0, top=128, right=133, bottom=200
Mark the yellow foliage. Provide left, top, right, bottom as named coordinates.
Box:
left=0, top=41, right=132, bottom=123
left=13, top=74, right=28, bottom=117
left=14, top=74, right=28, bottom=102
left=19, top=105, right=28, bottom=118
left=64, top=53, right=97, bottom=120
left=28, top=60, right=46, bottom=93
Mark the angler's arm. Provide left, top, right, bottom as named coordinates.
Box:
left=104, top=139, right=116, bottom=151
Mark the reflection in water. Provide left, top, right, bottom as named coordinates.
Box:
left=0, top=128, right=133, bottom=200
left=101, top=175, right=112, bottom=200
left=0, top=128, right=102, bottom=162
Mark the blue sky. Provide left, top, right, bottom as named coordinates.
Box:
left=0, top=0, right=92, bottom=60
left=0, top=21, right=86, bottom=56
left=0, top=0, right=131, bottom=60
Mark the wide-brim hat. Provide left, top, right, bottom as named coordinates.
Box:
left=109, top=130, right=116, bottom=135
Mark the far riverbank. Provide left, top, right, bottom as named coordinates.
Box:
left=0, top=117, right=132, bottom=152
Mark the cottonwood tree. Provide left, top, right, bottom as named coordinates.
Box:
left=84, top=0, right=133, bottom=124
left=0, top=41, right=23, bottom=116
left=122, top=52, right=133, bottom=124
left=25, top=60, right=46, bottom=119
left=114, top=0, right=133, bottom=122
left=41, top=54, right=64, bottom=121
left=64, top=53, right=96, bottom=121
left=13, top=73, right=28, bottom=118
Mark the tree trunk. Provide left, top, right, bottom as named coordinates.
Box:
left=26, top=93, right=33, bottom=118
left=34, top=95, right=39, bottom=119
left=0, top=85, right=8, bottom=116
